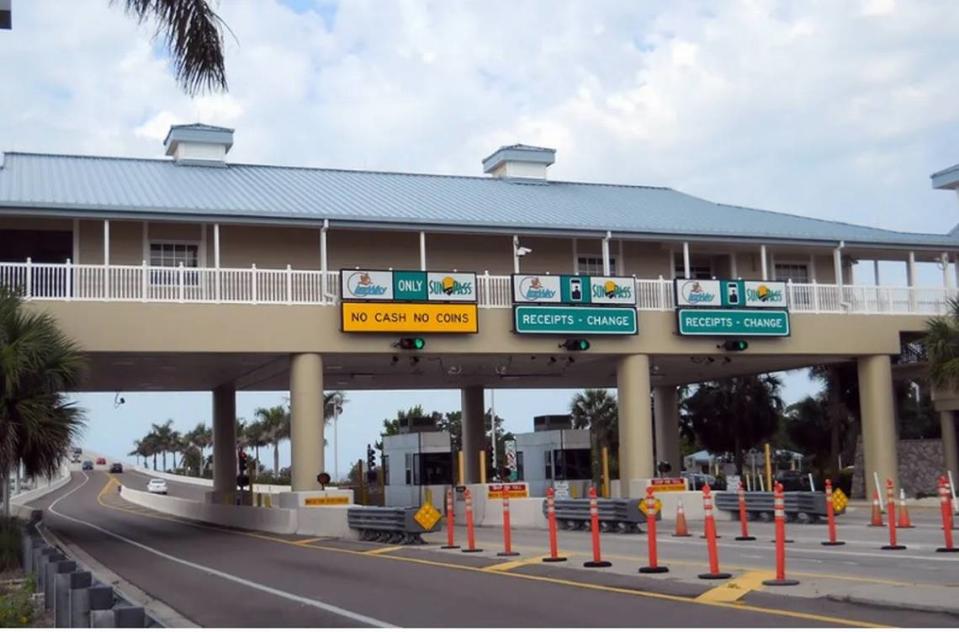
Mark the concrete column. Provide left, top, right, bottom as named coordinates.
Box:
left=857, top=355, right=899, bottom=499
left=941, top=411, right=959, bottom=483
left=290, top=353, right=325, bottom=491
left=212, top=384, right=237, bottom=501
left=653, top=386, right=682, bottom=476
left=461, top=386, right=485, bottom=484
left=617, top=354, right=654, bottom=496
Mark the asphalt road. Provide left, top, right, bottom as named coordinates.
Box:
left=114, top=469, right=209, bottom=501
left=29, top=473, right=959, bottom=627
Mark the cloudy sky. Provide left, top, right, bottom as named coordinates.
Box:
left=3, top=0, right=958, bottom=473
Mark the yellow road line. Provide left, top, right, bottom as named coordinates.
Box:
left=695, top=571, right=774, bottom=603
left=364, top=545, right=404, bottom=555
left=86, top=475, right=882, bottom=628
left=482, top=555, right=543, bottom=573
left=292, top=537, right=324, bottom=545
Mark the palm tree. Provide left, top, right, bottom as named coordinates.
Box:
left=254, top=406, right=290, bottom=476
left=0, top=287, right=86, bottom=515
left=926, top=298, right=959, bottom=390
left=128, top=440, right=146, bottom=467
left=570, top=389, right=619, bottom=483
left=151, top=420, right=175, bottom=471
left=117, top=0, right=229, bottom=95
left=183, top=422, right=211, bottom=476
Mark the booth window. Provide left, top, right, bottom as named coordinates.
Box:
left=419, top=453, right=453, bottom=485
left=553, top=448, right=592, bottom=480
left=382, top=454, right=389, bottom=486
left=544, top=450, right=553, bottom=479
left=516, top=451, right=525, bottom=480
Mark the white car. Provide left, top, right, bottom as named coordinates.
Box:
left=146, top=479, right=168, bottom=495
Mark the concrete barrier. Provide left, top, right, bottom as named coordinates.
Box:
left=132, top=466, right=292, bottom=494
left=120, top=486, right=298, bottom=534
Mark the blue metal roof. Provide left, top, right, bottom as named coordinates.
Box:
left=0, top=151, right=956, bottom=248
left=932, top=163, right=959, bottom=191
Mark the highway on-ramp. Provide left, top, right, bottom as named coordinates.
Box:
left=29, top=472, right=958, bottom=627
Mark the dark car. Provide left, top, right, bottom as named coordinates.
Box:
left=81, top=460, right=94, bottom=471
left=109, top=463, right=123, bottom=473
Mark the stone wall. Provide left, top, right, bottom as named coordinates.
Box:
left=852, top=438, right=944, bottom=498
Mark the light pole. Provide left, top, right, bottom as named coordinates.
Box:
left=332, top=394, right=341, bottom=480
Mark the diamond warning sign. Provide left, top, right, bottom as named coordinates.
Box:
left=414, top=502, right=441, bottom=531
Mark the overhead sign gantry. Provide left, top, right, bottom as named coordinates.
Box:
left=511, top=274, right=639, bottom=335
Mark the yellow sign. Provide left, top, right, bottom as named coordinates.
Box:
left=304, top=496, right=350, bottom=506
left=414, top=502, right=441, bottom=530
left=639, top=498, right=662, bottom=516
left=341, top=302, right=478, bottom=333
left=487, top=483, right=529, bottom=499
left=832, top=488, right=848, bottom=513
left=650, top=477, right=686, bottom=493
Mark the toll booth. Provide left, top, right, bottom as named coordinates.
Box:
left=513, top=415, right=593, bottom=497
left=382, top=416, right=454, bottom=507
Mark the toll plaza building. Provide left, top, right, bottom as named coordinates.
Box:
left=2, top=123, right=959, bottom=503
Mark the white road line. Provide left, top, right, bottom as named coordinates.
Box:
left=47, top=473, right=395, bottom=628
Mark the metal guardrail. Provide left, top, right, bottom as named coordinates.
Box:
left=21, top=511, right=160, bottom=627
left=540, top=498, right=658, bottom=533
left=347, top=507, right=439, bottom=544
left=713, top=491, right=843, bottom=523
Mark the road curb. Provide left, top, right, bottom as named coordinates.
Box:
left=38, top=517, right=197, bottom=627
left=826, top=592, right=959, bottom=617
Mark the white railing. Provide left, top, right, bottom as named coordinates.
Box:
left=1, top=260, right=956, bottom=316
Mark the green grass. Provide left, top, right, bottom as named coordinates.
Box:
left=0, top=575, right=36, bottom=627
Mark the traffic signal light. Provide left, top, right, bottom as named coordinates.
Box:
left=366, top=444, right=376, bottom=470
left=722, top=339, right=749, bottom=352
left=238, top=450, right=249, bottom=473
left=560, top=338, right=590, bottom=351
left=395, top=337, right=425, bottom=350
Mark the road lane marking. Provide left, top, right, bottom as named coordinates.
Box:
left=695, top=571, right=773, bottom=603
left=365, top=546, right=405, bottom=555
left=50, top=473, right=396, bottom=628
left=86, top=477, right=885, bottom=628
left=482, top=555, right=544, bottom=573
left=293, top=537, right=325, bottom=545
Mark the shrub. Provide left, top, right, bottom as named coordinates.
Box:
left=0, top=518, right=24, bottom=572
left=0, top=575, right=36, bottom=627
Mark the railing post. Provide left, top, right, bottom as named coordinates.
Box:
left=286, top=264, right=293, bottom=305
left=658, top=274, right=667, bottom=309
left=65, top=258, right=73, bottom=301
left=103, top=261, right=110, bottom=300
left=786, top=279, right=794, bottom=309
left=252, top=264, right=258, bottom=304
left=141, top=260, right=148, bottom=302
left=178, top=262, right=185, bottom=302
left=25, top=257, right=32, bottom=298
left=812, top=280, right=820, bottom=313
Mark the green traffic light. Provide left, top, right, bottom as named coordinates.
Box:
left=413, top=338, right=425, bottom=350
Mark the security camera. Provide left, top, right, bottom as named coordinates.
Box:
left=516, top=246, right=533, bottom=257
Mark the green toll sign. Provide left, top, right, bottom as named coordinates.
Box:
left=676, top=308, right=790, bottom=337
left=513, top=305, right=638, bottom=335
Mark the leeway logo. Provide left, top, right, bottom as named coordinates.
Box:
left=680, top=280, right=715, bottom=304
left=346, top=272, right=388, bottom=297
left=593, top=279, right=632, bottom=300
left=519, top=276, right=556, bottom=300
left=429, top=276, right=473, bottom=296
left=747, top=284, right=783, bottom=303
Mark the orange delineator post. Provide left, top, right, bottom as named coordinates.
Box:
left=697, top=484, right=731, bottom=580
left=497, top=492, right=519, bottom=557
left=763, top=482, right=799, bottom=586
left=936, top=476, right=959, bottom=553
left=639, top=486, right=668, bottom=574
left=462, top=489, right=482, bottom=553
left=735, top=481, right=755, bottom=541
left=897, top=489, right=914, bottom=529
left=583, top=486, right=611, bottom=568
left=441, top=488, right=458, bottom=549
left=673, top=499, right=691, bottom=537
left=881, top=478, right=906, bottom=550
left=542, top=487, right=567, bottom=562
left=868, top=488, right=884, bottom=527
left=821, top=479, right=845, bottom=546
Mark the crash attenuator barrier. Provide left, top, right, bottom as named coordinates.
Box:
left=540, top=496, right=657, bottom=533
left=714, top=489, right=843, bottom=523
left=347, top=506, right=440, bottom=545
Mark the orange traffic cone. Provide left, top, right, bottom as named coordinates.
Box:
left=897, top=489, right=914, bottom=529
left=673, top=499, right=692, bottom=537
left=868, top=489, right=885, bottom=527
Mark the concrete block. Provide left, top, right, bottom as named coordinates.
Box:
left=54, top=567, right=76, bottom=627
left=41, top=552, right=65, bottom=604
left=88, top=585, right=115, bottom=627
left=33, top=546, right=55, bottom=591
left=90, top=609, right=115, bottom=628
left=113, top=606, right=146, bottom=627
left=68, top=571, right=92, bottom=628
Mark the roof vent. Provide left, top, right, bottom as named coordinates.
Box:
left=163, top=123, right=234, bottom=166
left=482, top=144, right=555, bottom=180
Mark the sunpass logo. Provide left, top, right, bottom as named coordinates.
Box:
left=680, top=280, right=716, bottom=304
left=518, top=276, right=556, bottom=300
left=429, top=276, right=473, bottom=296
left=592, top=280, right=633, bottom=300
left=346, top=272, right=388, bottom=297
left=747, top=284, right=783, bottom=303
